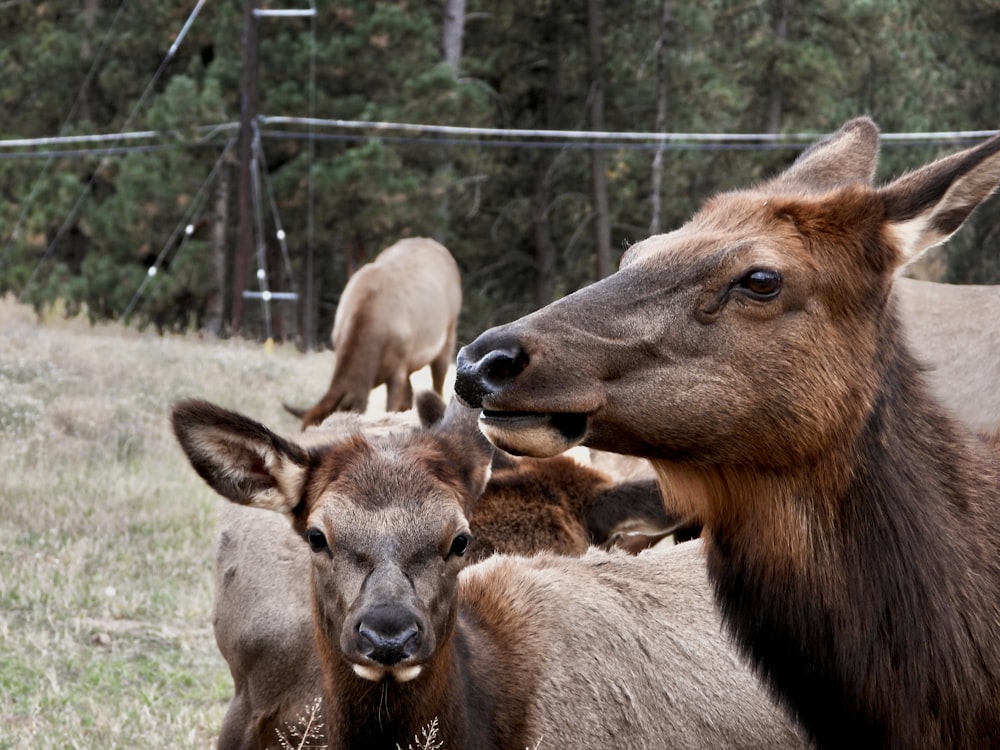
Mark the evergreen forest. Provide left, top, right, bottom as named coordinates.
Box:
left=2, top=0, right=999, bottom=346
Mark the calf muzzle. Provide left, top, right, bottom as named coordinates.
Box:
left=356, top=606, right=421, bottom=667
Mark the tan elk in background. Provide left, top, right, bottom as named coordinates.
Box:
left=455, top=119, right=1000, bottom=749
left=284, top=237, right=461, bottom=429
left=895, top=276, right=1000, bottom=432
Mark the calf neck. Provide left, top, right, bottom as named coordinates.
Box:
left=454, top=118, right=1000, bottom=748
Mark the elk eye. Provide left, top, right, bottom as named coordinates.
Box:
left=448, top=533, right=471, bottom=559
left=306, top=527, right=329, bottom=553
left=735, top=269, right=782, bottom=299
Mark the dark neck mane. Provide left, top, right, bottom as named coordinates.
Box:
left=700, top=322, right=1000, bottom=749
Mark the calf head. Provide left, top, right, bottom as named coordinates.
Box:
left=455, top=119, right=1000, bottom=473
left=172, top=398, right=492, bottom=685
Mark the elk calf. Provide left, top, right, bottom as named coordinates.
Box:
left=455, top=119, right=1000, bottom=749
left=174, top=398, right=803, bottom=750
left=208, top=396, right=681, bottom=749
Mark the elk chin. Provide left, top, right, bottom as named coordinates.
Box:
left=478, top=411, right=588, bottom=457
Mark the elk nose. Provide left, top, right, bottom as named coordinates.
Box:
left=455, top=336, right=529, bottom=408
left=357, top=609, right=421, bottom=666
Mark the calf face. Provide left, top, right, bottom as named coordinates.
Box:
left=310, top=436, right=484, bottom=683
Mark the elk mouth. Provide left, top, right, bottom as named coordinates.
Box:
left=478, top=410, right=589, bottom=457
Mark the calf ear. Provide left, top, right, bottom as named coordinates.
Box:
left=171, top=399, right=312, bottom=514
left=429, top=396, right=496, bottom=504
left=880, top=132, right=1000, bottom=263
left=436, top=397, right=494, bottom=457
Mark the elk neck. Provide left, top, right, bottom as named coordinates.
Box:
left=653, top=312, right=1000, bottom=747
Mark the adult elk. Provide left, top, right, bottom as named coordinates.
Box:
left=284, top=237, right=461, bottom=428
left=174, top=397, right=803, bottom=750
left=455, top=119, right=1000, bottom=749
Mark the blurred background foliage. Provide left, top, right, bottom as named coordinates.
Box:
left=0, top=0, right=998, bottom=346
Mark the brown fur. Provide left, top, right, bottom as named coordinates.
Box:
left=454, top=119, right=1000, bottom=749
left=199, top=393, right=683, bottom=750
left=285, top=238, right=461, bottom=428
left=174, top=397, right=804, bottom=750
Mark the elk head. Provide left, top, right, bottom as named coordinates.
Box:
left=171, top=397, right=493, bottom=684
left=455, top=118, right=1000, bottom=471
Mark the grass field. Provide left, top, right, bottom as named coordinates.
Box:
left=0, top=295, right=437, bottom=749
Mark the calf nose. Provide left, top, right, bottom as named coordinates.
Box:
left=455, top=335, right=529, bottom=408
left=357, top=608, right=421, bottom=666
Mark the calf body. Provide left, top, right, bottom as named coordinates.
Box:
left=174, top=398, right=803, bottom=750
left=287, top=237, right=461, bottom=427
left=454, top=119, right=1000, bottom=748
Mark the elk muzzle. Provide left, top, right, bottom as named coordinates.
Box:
left=357, top=606, right=421, bottom=664
left=347, top=605, right=425, bottom=683
left=456, top=327, right=590, bottom=457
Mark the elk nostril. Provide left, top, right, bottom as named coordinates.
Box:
left=483, top=347, right=529, bottom=381
left=455, top=344, right=529, bottom=407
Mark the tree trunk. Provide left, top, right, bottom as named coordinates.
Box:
left=79, top=0, right=98, bottom=124
left=530, top=6, right=563, bottom=308
left=443, top=0, right=466, bottom=74
left=649, top=0, right=672, bottom=235
left=532, top=162, right=556, bottom=307
left=587, top=0, right=612, bottom=280
left=345, top=234, right=366, bottom=278
left=435, top=0, right=468, bottom=245
left=765, top=0, right=788, bottom=134
left=202, top=160, right=231, bottom=338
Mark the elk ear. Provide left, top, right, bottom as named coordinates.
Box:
left=431, top=396, right=495, bottom=503
left=415, top=389, right=447, bottom=428
left=770, top=117, right=881, bottom=192
left=171, top=399, right=312, bottom=515
left=880, top=133, right=1000, bottom=263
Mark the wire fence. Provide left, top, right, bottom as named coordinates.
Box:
left=1, top=118, right=997, bottom=160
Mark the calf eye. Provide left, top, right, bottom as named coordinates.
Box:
left=448, top=533, right=471, bottom=559
left=735, top=269, right=782, bottom=299
left=306, top=527, right=329, bottom=553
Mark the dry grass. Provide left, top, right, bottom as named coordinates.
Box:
left=0, top=295, right=446, bottom=749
